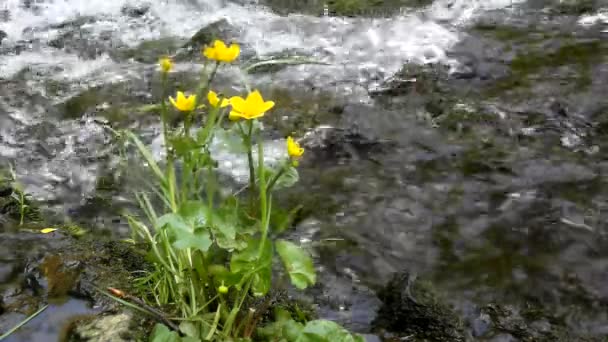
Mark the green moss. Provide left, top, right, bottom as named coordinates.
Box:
left=473, top=24, right=534, bottom=42
left=262, top=0, right=432, bottom=16
left=487, top=41, right=608, bottom=97
left=114, top=38, right=180, bottom=63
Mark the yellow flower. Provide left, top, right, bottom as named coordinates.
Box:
left=40, top=228, right=58, bottom=234
left=159, top=57, right=173, bottom=73
left=286, top=136, right=304, bottom=160
left=229, top=90, right=274, bottom=120
left=203, top=40, right=240, bottom=63
left=208, top=90, right=230, bottom=108
left=169, top=91, right=197, bottom=112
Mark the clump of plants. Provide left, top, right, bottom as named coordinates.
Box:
left=113, top=40, right=364, bottom=342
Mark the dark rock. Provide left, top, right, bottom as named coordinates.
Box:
left=372, top=272, right=465, bottom=341
left=0, top=9, right=10, bottom=22
left=0, top=30, right=7, bottom=45
left=470, top=311, right=493, bottom=337
left=112, top=37, right=180, bottom=63
left=480, top=304, right=591, bottom=341
left=261, top=0, right=433, bottom=17
left=176, top=19, right=241, bottom=61
left=121, top=3, right=150, bottom=17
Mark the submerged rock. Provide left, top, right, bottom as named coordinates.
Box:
left=372, top=272, right=465, bottom=341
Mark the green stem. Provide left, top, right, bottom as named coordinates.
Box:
left=246, top=120, right=256, bottom=210
left=0, top=304, right=48, bottom=340
left=266, top=162, right=288, bottom=194
left=160, top=73, right=171, bottom=164
left=257, top=141, right=269, bottom=257
left=19, top=190, right=25, bottom=226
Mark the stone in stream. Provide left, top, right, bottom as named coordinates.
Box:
left=121, top=3, right=151, bottom=18
left=260, top=0, right=434, bottom=16
left=176, top=19, right=243, bottom=61
left=371, top=272, right=465, bottom=341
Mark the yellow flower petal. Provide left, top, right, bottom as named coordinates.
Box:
left=259, top=100, right=275, bottom=114
left=208, top=90, right=230, bottom=107
left=287, top=136, right=304, bottom=159
left=41, top=228, right=58, bottom=234
left=203, top=40, right=240, bottom=63
left=229, top=111, right=242, bottom=121
left=214, top=40, right=227, bottom=49
left=229, top=96, right=246, bottom=113
left=170, top=92, right=197, bottom=112
left=159, top=57, right=173, bottom=73
left=247, top=90, right=264, bottom=104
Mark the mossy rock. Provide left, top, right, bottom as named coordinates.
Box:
left=112, top=37, right=181, bottom=63
left=176, top=19, right=241, bottom=61
left=487, top=40, right=608, bottom=97
left=372, top=272, right=465, bottom=341
left=262, top=0, right=433, bottom=17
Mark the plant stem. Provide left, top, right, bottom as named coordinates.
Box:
left=0, top=304, right=48, bottom=340
left=160, top=72, right=170, bottom=163
left=266, top=162, right=288, bottom=194
left=246, top=120, right=256, bottom=210
left=257, top=141, right=269, bottom=258
left=19, top=190, right=25, bottom=226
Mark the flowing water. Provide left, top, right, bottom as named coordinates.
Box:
left=1, top=0, right=608, bottom=340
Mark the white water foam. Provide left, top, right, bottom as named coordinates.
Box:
left=1, top=0, right=525, bottom=83
left=578, top=9, right=608, bottom=30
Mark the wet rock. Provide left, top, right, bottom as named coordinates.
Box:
left=301, top=125, right=387, bottom=161
left=121, top=3, right=151, bottom=18
left=69, top=313, right=134, bottom=341
left=261, top=0, right=433, bottom=16
left=112, top=38, right=181, bottom=63
left=176, top=19, right=242, bottom=61
left=372, top=272, right=465, bottom=341
left=480, top=304, right=591, bottom=341
left=46, top=17, right=120, bottom=59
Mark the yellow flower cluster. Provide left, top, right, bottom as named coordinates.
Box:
left=160, top=39, right=304, bottom=161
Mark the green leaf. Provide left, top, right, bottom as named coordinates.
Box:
left=215, top=127, right=248, bottom=154
left=251, top=265, right=272, bottom=297
left=173, top=228, right=212, bottom=252
left=171, top=136, right=197, bottom=158
left=231, top=238, right=273, bottom=296
left=271, top=205, right=303, bottom=234
left=179, top=322, right=199, bottom=339
left=178, top=201, right=208, bottom=229
left=156, top=203, right=213, bottom=252
left=275, top=240, right=316, bottom=289
left=295, top=320, right=361, bottom=342
left=230, top=238, right=272, bottom=274
left=157, top=213, right=190, bottom=232
left=127, top=132, right=166, bottom=184
left=208, top=204, right=238, bottom=250
left=274, top=166, right=299, bottom=190
left=149, top=324, right=180, bottom=342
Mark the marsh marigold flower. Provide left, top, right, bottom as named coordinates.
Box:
left=203, top=40, right=240, bottom=63
left=229, top=90, right=274, bottom=121
left=159, top=57, right=173, bottom=73
left=287, top=136, right=304, bottom=160
left=208, top=90, right=230, bottom=108
left=169, top=91, right=197, bottom=112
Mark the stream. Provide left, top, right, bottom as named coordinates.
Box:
left=1, top=0, right=608, bottom=341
